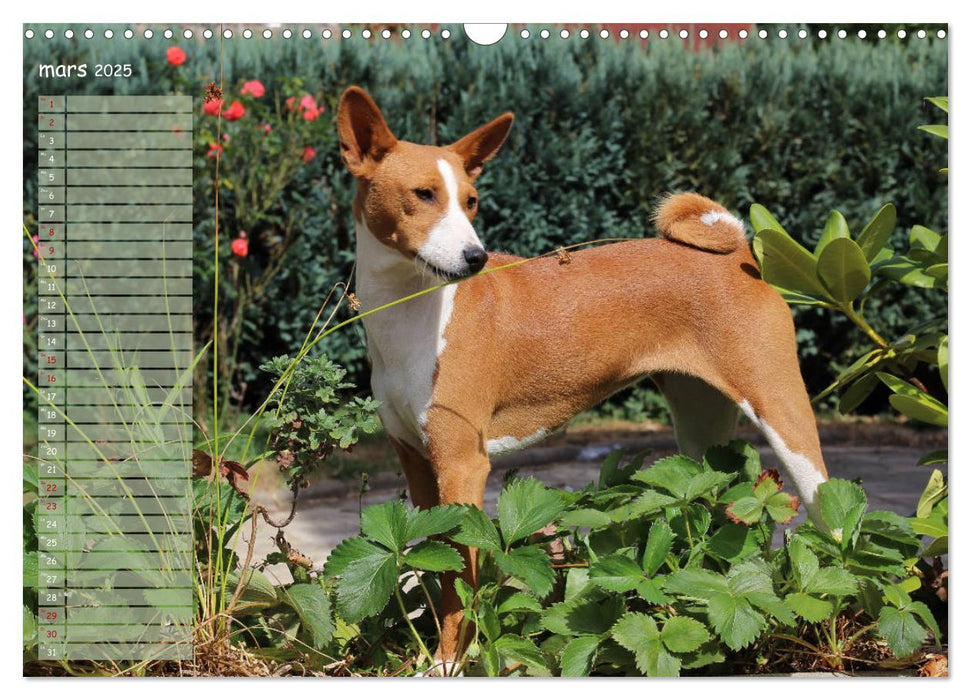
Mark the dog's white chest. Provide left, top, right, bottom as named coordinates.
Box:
left=356, top=225, right=457, bottom=453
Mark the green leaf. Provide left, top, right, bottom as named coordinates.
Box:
left=909, top=225, right=944, bottom=261
left=228, top=566, right=278, bottom=609
left=559, top=635, right=600, bottom=677
left=612, top=613, right=680, bottom=677
left=559, top=507, right=613, bottom=529
left=909, top=516, right=947, bottom=539
left=497, top=478, right=565, bottom=545
left=856, top=204, right=896, bottom=262
left=816, top=237, right=871, bottom=302
left=642, top=520, right=674, bottom=576
left=589, top=554, right=645, bottom=593
left=360, top=500, right=409, bottom=553
left=805, top=567, right=858, bottom=597
left=925, top=96, right=948, bottom=113
left=23, top=607, right=36, bottom=648
left=323, top=536, right=384, bottom=577
left=916, top=469, right=946, bottom=518
left=402, top=540, right=464, bottom=572
left=660, top=617, right=710, bottom=653
left=839, top=373, right=880, bottom=415
left=327, top=540, right=397, bottom=623
left=749, top=204, right=788, bottom=235
left=725, top=496, right=762, bottom=525
left=494, top=634, right=549, bottom=672
left=598, top=449, right=638, bottom=488
left=765, top=492, right=800, bottom=524
left=405, top=504, right=467, bottom=541
left=754, top=228, right=830, bottom=298
left=878, top=606, right=927, bottom=657
left=683, top=471, right=732, bottom=501
left=451, top=507, right=502, bottom=551
left=873, top=255, right=940, bottom=288
left=454, top=577, right=474, bottom=609
left=908, top=600, right=942, bottom=647
left=478, top=600, right=501, bottom=642
left=787, top=537, right=819, bottom=587
left=815, top=209, right=851, bottom=255
left=664, top=567, right=729, bottom=601
left=636, top=577, right=672, bottom=604
left=785, top=592, right=832, bottom=623
left=494, top=545, right=555, bottom=597
left=707, top=523, right=762, bottom=562
left=818, top=479, right=867, bottom=543
left=284, top=583, right=335, bottom=649
left=938, top=336, right=948, bottom=390
left=918, top=449, right=947, bottom=466
left=631, top=455, right=701, bottom=497
left=541, top=592, right=625, bottom=636
left=889, top=394, right=948, bottom=427
left=918, top=124, right=948, bottom=139
left=707, top=592, right=764, bottom=650
left=704, top=440, right=761, bottom=481
left=498, top=591, right=543, bottom=614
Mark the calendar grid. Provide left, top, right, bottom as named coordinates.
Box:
left=36, top=95, right=194, bottom=662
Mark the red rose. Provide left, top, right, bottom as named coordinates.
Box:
left=222, top=100, right=246, bottom=121
left=241, top=80, right=266, bottom=98
left=207, top=143, right=223, bottom=158
left=203, top=98, right=223, bottom=116
left=262, top=123, right=271, bottom=134
left=302, top=146, right=316, bottom=164
left=286, top=96, right=297, bottom=111
left=231, top=233, right=249, bottom=257
left=302, top=107, right=320, bottom=122
left=299, top=95, right=317, bottom=111
left=167, top=46, right=186, bottom=66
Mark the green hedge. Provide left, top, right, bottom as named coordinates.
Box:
left=23, top=26, right=947, bottom=415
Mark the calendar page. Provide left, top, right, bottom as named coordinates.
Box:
left=21, top=21, right=949, bottom=679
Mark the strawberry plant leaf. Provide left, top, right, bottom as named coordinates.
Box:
left=402, top=540, right=464, bottom=572
left=642, top=519, right=674, bottom=576
left=360, top=500, right=409, bottom=554
left=664, top=568, right=729, bottom=601
left=878, top=606, right=927, bottom=657
left=497, top=478, right=565, bottom=545
left=660, top=616, right=710, bottom=653
left=707, top=592, right=764, bottom=650
left=332, top=547, right=396, bottom=623
left=559, top=635, right=600, bottom=677
left=785, top=592, right=832, bottom=623
left=612, top=613, right=681, bottom=677
left=451, top=507, right=502, bottom=551
left=284, top=582, right=335, bottom=649
left=494, top=634, right=549, bottom=672
left=494, top=545, right=555, bottom=597
left=404, top=504, right=467, bottom=541
left=589, top=553, right=645, bottom=593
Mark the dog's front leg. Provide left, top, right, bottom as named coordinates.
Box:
left=429, top=444, right=491, bottom=674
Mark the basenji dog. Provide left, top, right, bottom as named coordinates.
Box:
left=337, top=86, right=828, bottom=670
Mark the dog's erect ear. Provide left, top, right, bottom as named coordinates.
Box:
left=448, top=113, right=514, bottom=180
left=337, top=86, right=398, bottom=177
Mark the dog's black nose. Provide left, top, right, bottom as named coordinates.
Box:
left=463, top=246, right=488, bottom=273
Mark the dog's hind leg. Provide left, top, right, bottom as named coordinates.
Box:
left=653, top=372, right=740, bottom=461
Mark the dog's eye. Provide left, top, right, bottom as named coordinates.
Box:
left=414, top=188, right=434, bottom=202
left=466, top=196, right=477, bottom=210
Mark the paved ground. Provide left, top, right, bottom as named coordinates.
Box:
left=238, top=423, right=947, bottom=585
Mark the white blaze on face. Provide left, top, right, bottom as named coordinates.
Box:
left=417, top=159, right=483, bottom=277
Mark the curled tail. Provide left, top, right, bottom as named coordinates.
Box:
left=654, top=192, right=747, bottom=254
